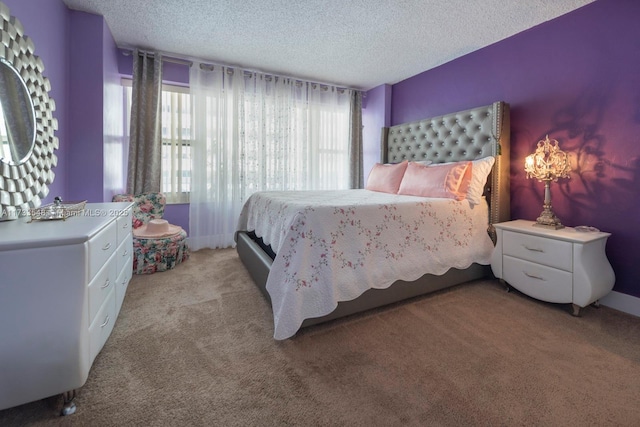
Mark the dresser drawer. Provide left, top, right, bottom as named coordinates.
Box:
left=88, top=220, right=117, bottom=279
left=88, top=254, right=118, bottom=322
left=503, top=255, right=572, bottom=303
left=116, top=208, right=132, bottom=246
left=116, top=233, right=133, bottom=275
left=88, top=287, right=117, bottom=364
left=503, top=230, right=573, bottom=271
left=115, top=258, right=133, bottom=315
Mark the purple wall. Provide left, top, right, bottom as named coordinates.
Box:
left=3, top=2, right=115, bottom=206
left=362, top=84, right=392, bottom=179
left=389, top=0, right=640, bottom=298
left=4, top=0, right=69, bottom=203
left=67, top=11, right=105, bottom=202
left=67, top=10, right=126, bottom=203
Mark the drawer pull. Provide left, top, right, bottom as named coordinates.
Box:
left=123, top=250, right=128, bottom=257
left=524, top=272, right=546, bottom=281
left=523, top=245, right=544, bottom=253
left=101, top=279, right=110, bottom=289
left=122, top=222, right=129, bottom=229
left=102, top=242, right=112, bottom=251
left=100, top=315, right=110, bottom=328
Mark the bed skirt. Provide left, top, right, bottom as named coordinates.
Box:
left=236, top=230, right=490, bottom=329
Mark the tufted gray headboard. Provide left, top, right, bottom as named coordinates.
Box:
left=381, top=101, right=510, bottom=229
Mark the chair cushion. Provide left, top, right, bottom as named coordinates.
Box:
left=112, top=192, right=166, bottom=228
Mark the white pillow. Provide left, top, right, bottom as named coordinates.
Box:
left=412, top=160, right=433, bottom=166
left=466, top=157, right=495, bottom=205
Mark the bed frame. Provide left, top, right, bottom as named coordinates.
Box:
left=236, top=101, right=510, bottom=330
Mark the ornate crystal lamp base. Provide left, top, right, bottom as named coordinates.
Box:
left=533, top=203, right=564, bottom=230
left=533, top=181, right=565, bottom=230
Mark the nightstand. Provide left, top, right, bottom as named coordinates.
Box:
left=491, top=220, right=615, bottom=316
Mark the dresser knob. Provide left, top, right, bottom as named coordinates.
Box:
left=100, top=279, right=110, bottom=289
left=102, top=242, right=111, bottom=251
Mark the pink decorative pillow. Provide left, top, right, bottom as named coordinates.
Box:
left=398, top=161, right=472, bottom=200
left=365, top=161, right=409, bottom=194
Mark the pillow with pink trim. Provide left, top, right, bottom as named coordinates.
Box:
left=466, top=156, right=495, bottom=205
left=435, top=157, right=496, bottom=205
left=365, top=160, right=409, bottom=194
left=397, top=161, right=472, bottom=200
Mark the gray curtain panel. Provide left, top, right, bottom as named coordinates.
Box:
left=126, top=51, right=163, bottom=195
left=348, top=90, right=364, bottom=189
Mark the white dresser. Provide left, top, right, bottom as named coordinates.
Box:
left=491, top=220, right=615, bottom=315
left=0, top=202, right=133, bottom=412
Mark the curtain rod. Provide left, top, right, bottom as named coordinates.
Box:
left=121, top=48, right=193, bottom=67
left=120, top=48, right=363, bottom=93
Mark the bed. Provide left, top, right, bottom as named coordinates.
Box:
left=236, top=101, right=510, bottom=339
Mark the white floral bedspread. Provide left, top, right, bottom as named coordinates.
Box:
left=237, top=189, right=494, bottom=339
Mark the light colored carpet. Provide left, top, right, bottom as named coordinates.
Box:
left=1, top=248, right=639, bottom=426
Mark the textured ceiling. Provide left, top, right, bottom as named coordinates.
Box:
left=62, top=0, right=594, bottom=90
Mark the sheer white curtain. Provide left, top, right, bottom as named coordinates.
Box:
left=161, top=88, right=192, bottom=203
left=189, top=65, right=241, bottom=250
left=189, top=63, right=352, bottom=250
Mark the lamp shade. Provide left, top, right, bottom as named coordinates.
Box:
left=524, top=135, right=571, bottom=182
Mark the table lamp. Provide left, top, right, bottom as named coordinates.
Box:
left=524, top=135, right=571, bottom=229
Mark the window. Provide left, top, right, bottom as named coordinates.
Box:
left=124, top=81, right=192, bottom=203
left=237, top=83, right=351, bottom=195
left=124, top=76, right=352, bottom=208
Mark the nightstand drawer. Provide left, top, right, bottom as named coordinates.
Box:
left=503, top=256, right=572, bottom=303
left=503, top=230, right=572, bottom=271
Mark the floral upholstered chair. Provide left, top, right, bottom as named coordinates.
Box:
left=112, top=193, right=190, bottom=274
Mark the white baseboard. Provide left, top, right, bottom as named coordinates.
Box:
left=599, top=291, right=640, bottom=318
